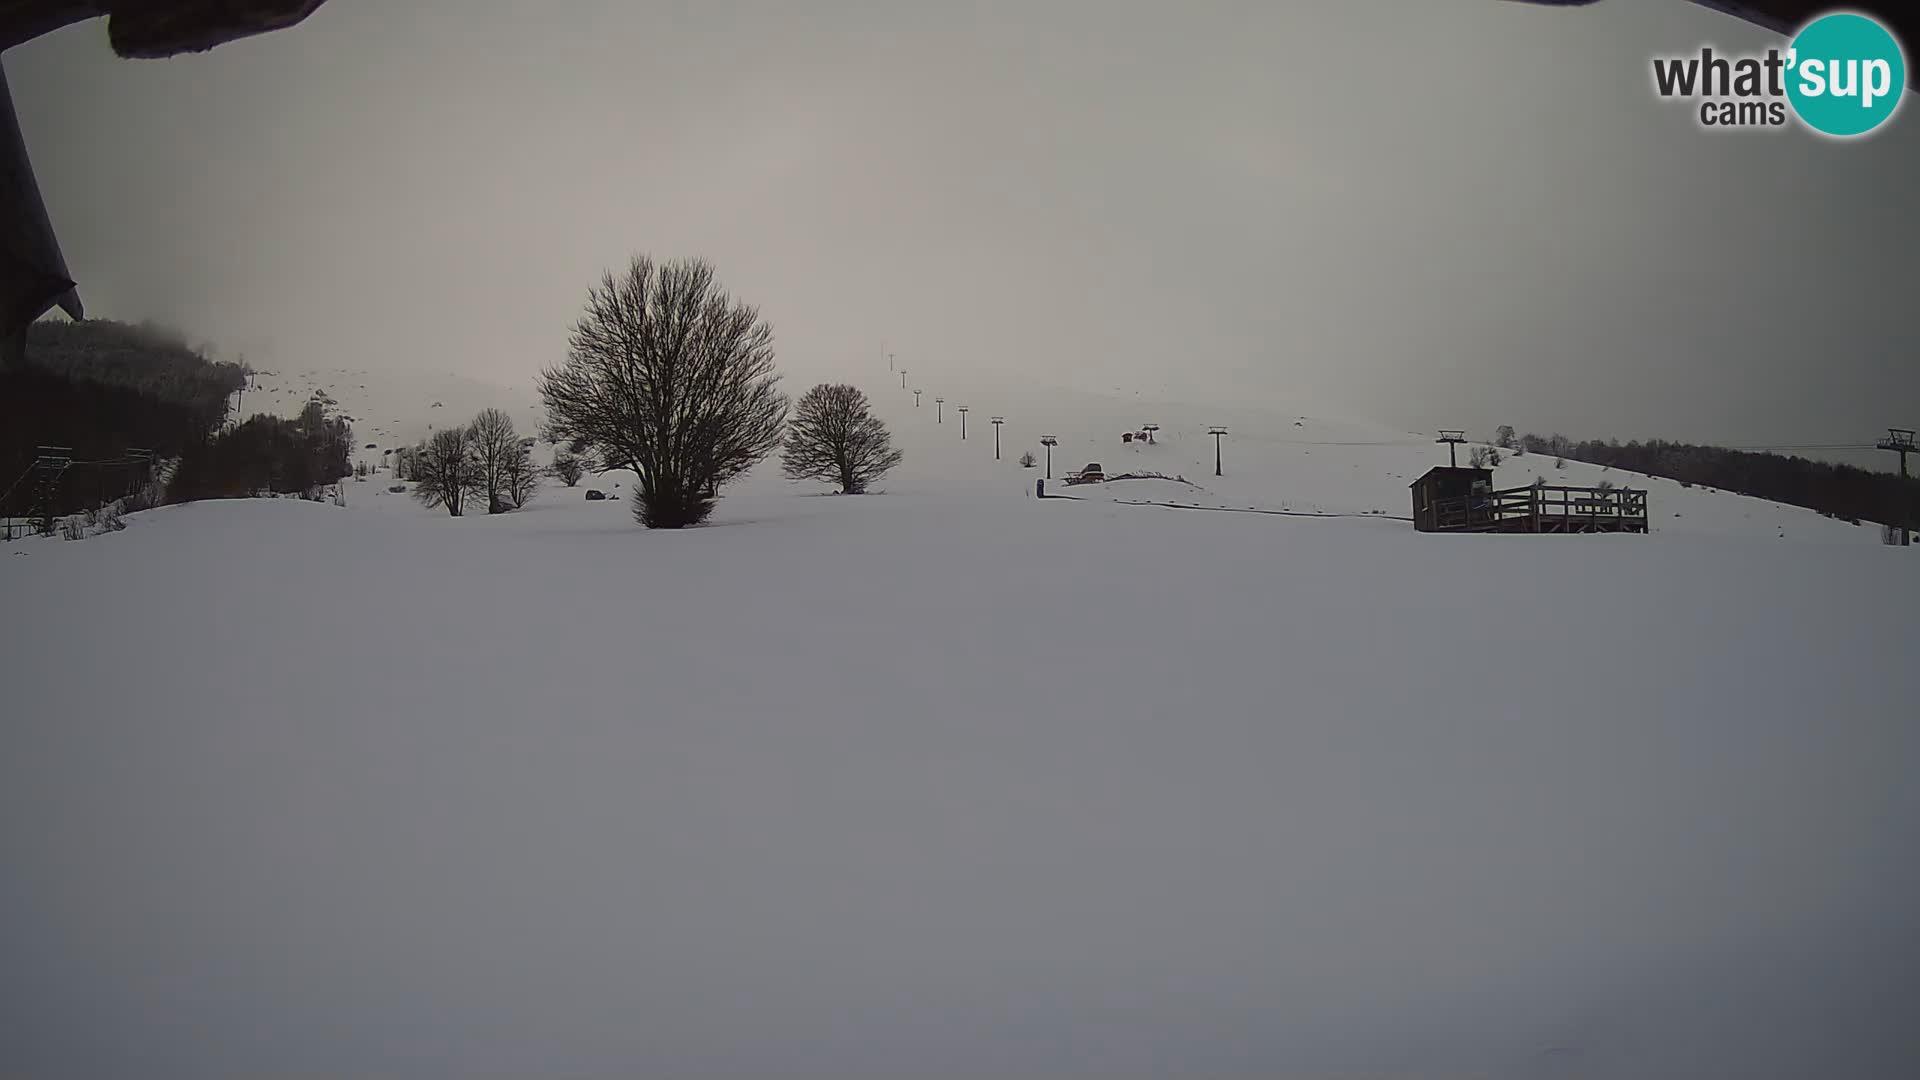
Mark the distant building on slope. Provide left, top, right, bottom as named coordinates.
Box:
left=1411, top=466, right=1648, bottom=534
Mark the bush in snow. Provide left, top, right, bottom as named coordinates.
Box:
left=1018, top=451, right=1037, bottom=468
left=781, top=383, right=902, bottom=494
left=539, top=256, right=788, bottom=528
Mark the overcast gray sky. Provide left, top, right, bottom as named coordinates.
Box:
left=10, top=0, right=1918, bottom=457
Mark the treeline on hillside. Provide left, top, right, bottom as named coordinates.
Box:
left=1508, top=430, right=1917, bottom=530
left=2, top=320, right=249, bottom=491
left=3, top=319, right=352, bottom=518
left=170, top=401, right=352, bottom=503
left=22, top=320, right=246, bottom=417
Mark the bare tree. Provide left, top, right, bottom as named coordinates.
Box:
left=501, top=440, right=540, bottom=508
left=1467, top=446, right=1491, bottom=469
left=550, top=451, right=586, bottom=487
left=410, top=428, right=483, bottom=516
left=1494, top=424, right=1515, bottom=449
left=1018, top=450, right=1037, bottom=468
left=782, top=383, right=904, bottom=494
left=539, top=256, right=788, bottom=528
left=468, top=407, right=521, bottom=514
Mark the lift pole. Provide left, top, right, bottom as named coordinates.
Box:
left=1877, top=427, right=1916, bottom=545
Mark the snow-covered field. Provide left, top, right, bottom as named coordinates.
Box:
left=3, top=368, right=1916, bottom=1079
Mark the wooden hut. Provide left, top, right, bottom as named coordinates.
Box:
left=1410, top=467, right=1492, bottom=532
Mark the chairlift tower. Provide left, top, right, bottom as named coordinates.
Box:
left=28, top=445, right=72, bottom=535
left=901, top=369, right=909, bottom=389
left=1208, top=427, right=1228, bottom=476
left=1142, top=422, right=1160, bottom=445
left=1877, top=427, right=1916, bottom=545
left=1040, top=434, right=1058, bottom=478
left=935, top=397, right=944, bottom=423
left=913, top=389, right=922, bottom=407
left=957, top=406, right=969, bottom=439
left=1437, top=430, right=1467, bottom=468
left=991, top=416, right=1004, bottom=460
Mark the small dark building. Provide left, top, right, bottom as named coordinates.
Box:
left=1410, top=466, right=1492, bottom=532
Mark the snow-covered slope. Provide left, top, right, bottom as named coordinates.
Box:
left=4, top=488, right=1915, bottom=1079
left=237, top=364, right=545, bottom=474
left=253, top=362, right=1881, bottom=544
left=852, top=372, right=1878, bottom=543
left=10, top=363, right=1906, bottom=1077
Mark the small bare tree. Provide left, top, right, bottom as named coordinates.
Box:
left=782, top=383, right=903, bottom=494
left=550, top=451, right=586, bottom=487
left=1018, top=450, right=1037, bottom=468
left=540, top=256, right=788, bottom=528
left=469, top=407, right=521, bottom=514
left=501, top=442, right=540, bottom=508
left=410, top=428, right=483, bottom=516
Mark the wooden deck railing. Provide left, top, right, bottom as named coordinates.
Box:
left=1429, top=485, right=1647, bottom=532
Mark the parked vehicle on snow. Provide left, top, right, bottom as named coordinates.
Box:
left=1065, top=463, right=1105, bottom=485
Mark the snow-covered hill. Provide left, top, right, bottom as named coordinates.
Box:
left=852, top=371, right=1879, bottom=544
left=8, top=363, right=1910, bottom=1078
left=245, top=362, right=1880, bottom=545
left=237, top=364, right=545, bottom=473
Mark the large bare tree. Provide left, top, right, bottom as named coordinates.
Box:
left=782, top=383, right=903, bottom=494
left=468, top=407, right=521, bottom=514
left=539, top=256, right=788, bottom=528
left=409, top=427, right=482, bottom=517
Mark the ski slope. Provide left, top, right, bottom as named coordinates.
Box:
left=250, top=363, right=1883, bottom=544
left=6, top=366, right=1912, bottom=1079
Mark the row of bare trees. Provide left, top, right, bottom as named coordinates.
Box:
left=407, top=408, right=540, bottom=516
left=538, top=256, right=903, bottom=528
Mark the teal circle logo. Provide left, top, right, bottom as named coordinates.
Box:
left=1786, top=13, right=1906, bottom=137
